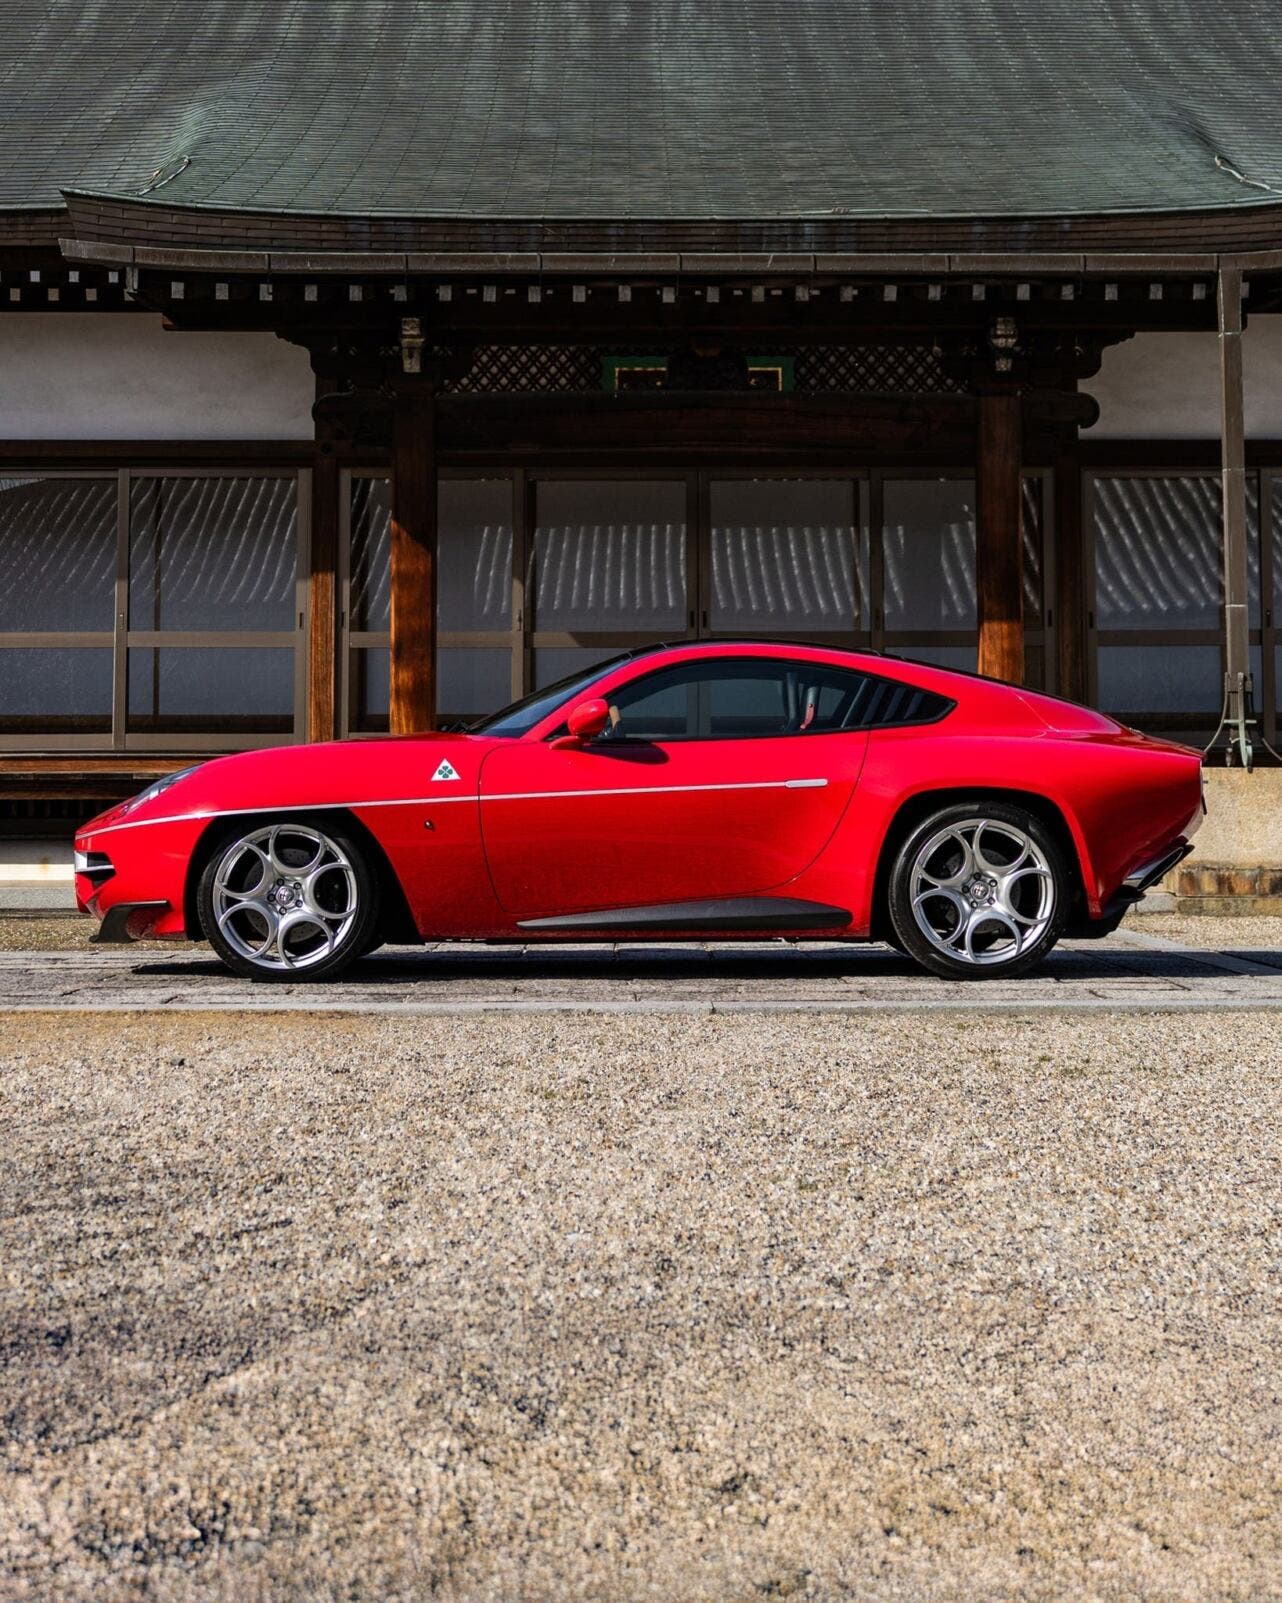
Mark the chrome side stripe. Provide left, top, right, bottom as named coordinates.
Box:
left=82, top=796, right=471, bottom=839
left=81, top=777, right=830, bottom=841
left=479, top=778, right=829, bottom=805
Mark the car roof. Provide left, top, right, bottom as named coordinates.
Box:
left=635, top=639, right=1027, bottom=698
left=644, top=638, right=883, bottom=658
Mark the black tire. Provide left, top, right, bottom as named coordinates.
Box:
left=198, top=816, right=382, bottom=983
left=887, top=799, right=1068, bottom=981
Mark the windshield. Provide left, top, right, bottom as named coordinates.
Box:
left=469, top=654, right=631, bottom=737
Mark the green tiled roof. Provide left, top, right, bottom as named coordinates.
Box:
left=4, top=0, right=1282, bottom=220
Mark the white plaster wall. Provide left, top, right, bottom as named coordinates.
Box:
left=0, top=314, right=314, bottom=439
left=1087, top=318, right=1282, bottom=439
left=7, top=307, right=1282, bottom=445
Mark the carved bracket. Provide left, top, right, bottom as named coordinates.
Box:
left=937, top=325, right=1133, bottom=393
left=277, top=327, right=471, bottom=447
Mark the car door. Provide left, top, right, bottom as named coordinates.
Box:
left=478, top=657, right=869, bottom=919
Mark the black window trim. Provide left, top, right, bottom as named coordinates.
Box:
left=546, top=654, right=957, bottom=744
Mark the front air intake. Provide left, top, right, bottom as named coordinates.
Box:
left=74, top=850, right=115, bottom=884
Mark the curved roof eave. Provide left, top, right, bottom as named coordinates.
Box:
left=47, top=184, right=1282, bottom=226
left=47, top=188, right=1282, bottom=267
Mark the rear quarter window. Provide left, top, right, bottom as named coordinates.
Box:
left=849, top=676, right=954, bottom=729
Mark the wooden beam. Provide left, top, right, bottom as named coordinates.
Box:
left=436, top=392, right=976, bottom=461
left=307, top=446, right=340, bottom=742
left=1053, top=435, right=1088, bottom=702
left=0, top=441, right=312, bottom=466
left=151, top=298, right=1221, bottom=342
left=389, top=391, right=437, bottom=733
left=976, top=390, right=1025, bottom=682
left=0, top=755, right=189, bottom=802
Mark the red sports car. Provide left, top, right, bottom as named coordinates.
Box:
left=74, top=641, right=1203, bottom=982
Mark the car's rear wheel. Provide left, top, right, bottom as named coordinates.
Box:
left=198, top=818, right=380, bottom=982
left=887, top=801, right=1067, bottom=980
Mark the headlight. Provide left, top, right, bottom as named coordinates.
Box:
left=119, top=765, right=201, bottom=815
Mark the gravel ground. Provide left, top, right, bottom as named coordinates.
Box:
left=1, top=1010, right=1280, bottom=1603
left=0, top=916, right=141, bottom=952
left=1136, top=912, right=1282, bottom=949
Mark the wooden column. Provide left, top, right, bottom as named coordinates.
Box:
left=976, top=389, right=1025, bottom=683
left=1053, top=435, right=1088, bottom=703
left=389, top=389, right=437, bottom=734
left=306, top=443, right=341, bottom=742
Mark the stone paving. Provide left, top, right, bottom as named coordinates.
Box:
left=2, top=927, right=1282, bottom=1012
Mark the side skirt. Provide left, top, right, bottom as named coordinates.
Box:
left=518, top=896, right=852, bottom=934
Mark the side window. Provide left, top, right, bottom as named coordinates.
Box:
left=608, top=662, right=791, bottom=740
left=602, top=659, right=952, bottom=741
left=707, top=670, right=789, bottom=736
left=602, top=657, right=948, bottom=737
left=787, top=665, right=953, bottom=731
left=607, top=670, right=698, bottom=739
left=845, top=674, right=953, bottom=729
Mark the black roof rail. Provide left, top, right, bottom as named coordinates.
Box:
left=648, top=637, right=885, bottom=657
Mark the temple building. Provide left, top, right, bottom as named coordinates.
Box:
left=3, top=0, right=1282, bottom=831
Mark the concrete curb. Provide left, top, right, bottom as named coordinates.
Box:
left=3, top=995, right=1282, bottom=1016
left=0, top=887, right=78, bottom=913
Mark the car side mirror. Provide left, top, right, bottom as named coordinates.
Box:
left=552, top=697, right=611, bottom=747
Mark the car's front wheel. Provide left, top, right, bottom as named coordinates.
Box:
left=887, top=801, right=1067, bottom=980
left=198, top=818, right=380, bottom=982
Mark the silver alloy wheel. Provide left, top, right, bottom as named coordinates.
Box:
left=908, top=816, right=1055, bottom=967
left=211, top=823, right=359, bottom=972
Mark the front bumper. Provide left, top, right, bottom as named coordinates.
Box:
left=89, top=900, right=173, bottom=943
left=74, top=810, right=208, bottom=942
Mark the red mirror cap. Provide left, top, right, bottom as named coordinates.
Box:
left=566, top=697, right=610, bottom=740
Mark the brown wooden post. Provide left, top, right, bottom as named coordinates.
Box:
left=976, top=388, right=1025, bottom=683
left=389, top=386, right=437, bottom=734
left=1053, top=435, right=1088, bottom=703
left=306, top=441, right=341, bottom=742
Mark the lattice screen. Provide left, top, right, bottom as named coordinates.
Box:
left=440, top=344, right=962, bottom=395
left=794, top=345, right=962, bottom=394
left=447, top=345, right=602, bottom=393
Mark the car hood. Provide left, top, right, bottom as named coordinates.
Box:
left=81, top=734, right=492, bottom=836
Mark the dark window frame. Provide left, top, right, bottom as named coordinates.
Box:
left=1084, top=466, right=1279, bottom=747
left=546, top=654, right=955, bottom=744
left=0, top=466, right=309, bottom=754
left=341, top=467, right=1044, bottom=731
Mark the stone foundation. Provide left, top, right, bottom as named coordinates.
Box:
left=1161, top=769, right=1282, bottom=914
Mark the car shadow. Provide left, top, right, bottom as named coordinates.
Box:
left=129, top=943, right=1282, bottom=984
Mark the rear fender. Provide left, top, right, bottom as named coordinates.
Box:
left=864, top=784, right=1093, bottom=939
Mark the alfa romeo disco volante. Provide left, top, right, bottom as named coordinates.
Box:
left=74, top=642, right=1203, bottom=982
